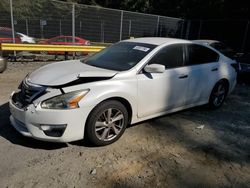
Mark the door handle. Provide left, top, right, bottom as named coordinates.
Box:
left=211, top=67, right=218, bottom=71
left=179, top=75, right=188, bottom=79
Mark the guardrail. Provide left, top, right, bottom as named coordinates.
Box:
left=0, top=43, right=106, bottom=73
left=0, top=43, right=105, bottom=52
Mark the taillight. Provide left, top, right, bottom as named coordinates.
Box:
left=85, top=41, right=90, bottom=45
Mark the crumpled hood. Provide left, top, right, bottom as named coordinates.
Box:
left=28, top=60, right=117, bottom=86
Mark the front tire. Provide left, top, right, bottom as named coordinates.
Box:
left=85, top=100, right=128, bottom=146
left=209, top=80, right=228, bottom=109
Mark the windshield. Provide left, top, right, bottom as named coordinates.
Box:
left=82, top=42, right=156, bottom=71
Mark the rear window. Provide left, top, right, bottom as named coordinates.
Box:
left=186, top=44, right=219, bottom=65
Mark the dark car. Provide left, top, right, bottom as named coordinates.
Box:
left=236, top=53, right=250, bottom=83
left=237, top=53, right=250, bottom=73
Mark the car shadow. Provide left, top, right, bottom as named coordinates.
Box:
left=148, top=94, right=250, bottom=165
left=0, top=102, right=67, bottom=150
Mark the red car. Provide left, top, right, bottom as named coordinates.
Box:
left=0, top=27, right=22, bottom=44
left=39, top=35, right=90, bottom=55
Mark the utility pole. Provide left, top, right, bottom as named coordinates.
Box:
left=10, top=0, right=16, bottom=59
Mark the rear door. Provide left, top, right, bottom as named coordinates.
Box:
left=184, top=44, right=220, bottom=105
left=137, top=44, right=190, bottom=118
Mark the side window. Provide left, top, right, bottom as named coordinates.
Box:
left=51, top=37, right=65, bottom=42
left=66, top=37, right=75, bottom=42
left=186, top=44, right=219, bottom=65
left=148, top=44, right=184, bottom=69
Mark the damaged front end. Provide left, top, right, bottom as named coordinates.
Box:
left=12, top=78, right=47, bottom=109
left=9, top=59, right=119, bottom=140
left=12, top=71, right=115, bottom=110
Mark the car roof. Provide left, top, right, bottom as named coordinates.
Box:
left=0, top=27, right=12, bottom=31
left=50, top=35, right=84, bottom=39
left=193, top=39, right=220, bottom=45
left=123, top=37, right=191, bottom=46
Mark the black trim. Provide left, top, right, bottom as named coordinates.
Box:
left=211, top=68, right=218, bottom=71
left=60, top=88, right=65, bottom=94
left=179, top=75, right=188, bottom=79
left=50, top=76, right=113, bottom=89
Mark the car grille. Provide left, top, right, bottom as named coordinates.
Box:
left=12, top=79, right=46, bottom=108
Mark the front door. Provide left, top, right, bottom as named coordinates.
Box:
left=137, top=44, right=189, bottom=118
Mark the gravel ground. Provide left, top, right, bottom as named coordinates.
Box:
left=0, top=61, right=250, bottom=188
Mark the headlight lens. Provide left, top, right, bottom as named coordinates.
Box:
left=41, top=90, right=89, bottom=109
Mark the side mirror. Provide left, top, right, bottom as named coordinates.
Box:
left=144, top=64, right=165, bottom=73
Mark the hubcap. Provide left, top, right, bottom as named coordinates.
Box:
left=213, top=84, right=226, bottom=106
left=95, top=108, right=124, bottom=141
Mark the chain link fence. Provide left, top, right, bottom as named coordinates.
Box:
left=0, top=0, right=184, bottom=43
left=0, top=0, right=249, bottom=52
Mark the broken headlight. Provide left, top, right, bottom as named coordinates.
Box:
left=41, top=90, right=89, bottom=109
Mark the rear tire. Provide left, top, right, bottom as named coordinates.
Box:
left=209, top=80, right=228, bottom=109
left=85, top=100, right=128, bottom=146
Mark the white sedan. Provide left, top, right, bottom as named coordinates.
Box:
left=9, top=37, right=237, bottom=146
left=17, top=32, right=36, bottom=43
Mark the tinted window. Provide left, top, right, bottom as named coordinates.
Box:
left=186, top=44, right=219, bottom=65
left=83, top=42, right=156, bottom=71
left=210, top=42, right=235, bottom=59
left=148, top=44, right=184, bottom=69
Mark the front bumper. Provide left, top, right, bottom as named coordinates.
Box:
left=9, top=92, right=93, bottom=142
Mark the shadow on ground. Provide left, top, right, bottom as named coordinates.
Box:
left=100, top=84, right=250, bottom=187
left=147, top=84, right=250, bottom=164
left=0, top=102, right=67, bottom=150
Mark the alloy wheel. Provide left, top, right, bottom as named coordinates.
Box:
left=212, top=83, right=226, bottom=107
left=94, top=108, right=125, bottom=141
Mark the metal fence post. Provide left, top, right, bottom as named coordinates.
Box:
left=241, top=21, right=249, bottom=53
left=25, top=19, right=29, bottom=36
left=156, top=16, right=160, bottom=37
left=119, top=10, right=123, bottom=41
left=40, top=20, right=44, bottom=38
left=128, top=20, right=132, bottom=37
left=180, top=19, right=185, bottom=39
left=59, top=19, right=62, bottom=35
left=185, top=20, right=191, bottom=39
left=198, top=20, right=203, bottom=39
left=100, top=21, right=104, bottom=42
left=79, top=21, right=82, bottom=36
left=10, top=0, right=16, bottom=58
left=72, top=3, right=75, bottom=43
left=72, top=3, right=75, bottom=59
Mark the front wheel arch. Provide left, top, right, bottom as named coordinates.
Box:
left=84, top=99, right=129, bottom=146
left=87, top=97, right=133, bottom=125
